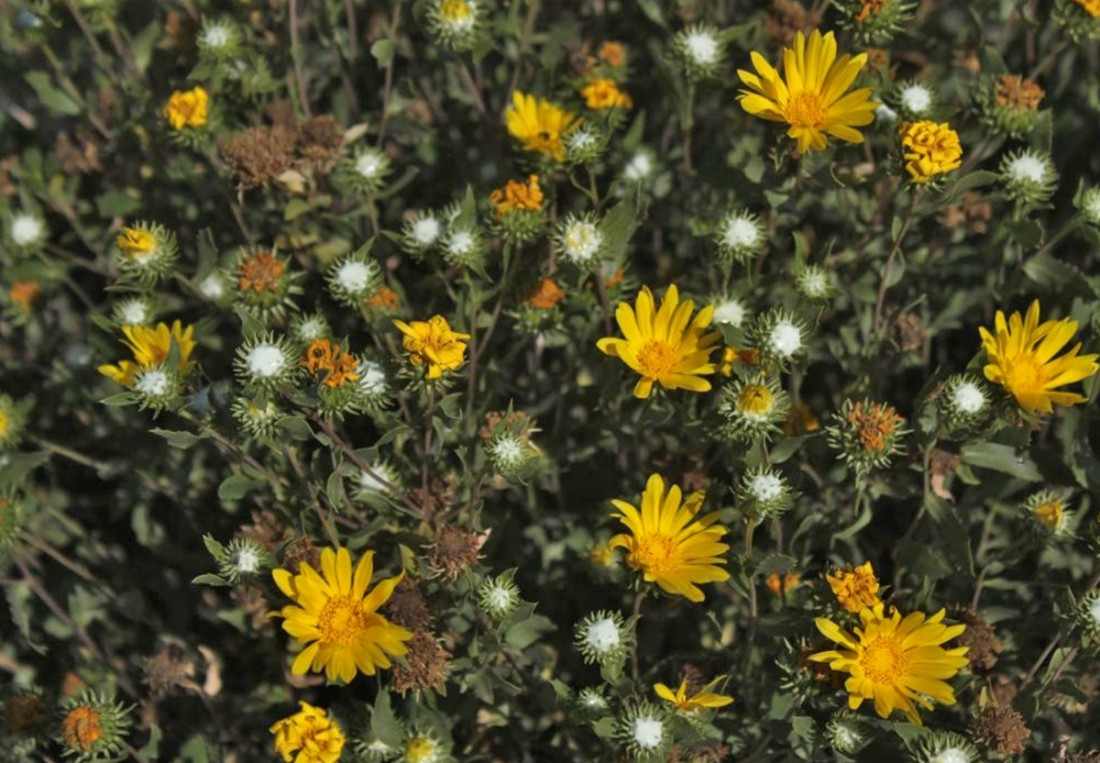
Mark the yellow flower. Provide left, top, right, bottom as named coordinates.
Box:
left=504, top=91, right=579, bottom=162
left=978, top=300, right=1099, bottom=413
left=1033, top=497, right=1066, bottom=532
left=810, top=603, right=969, bottom=724
left=609, top=473, right=730, bottom=602
left=766, top=570, right=801, bottom=595
left=654, top=678, right=734, bottom=712
left=597, top=284, right=721, bottom=399
left=163, top=86, right=209, bottom=130
left=269, top=702, right=345, bottom=763
left=271, top=547, right=414, bottom=683
left=393, top=315, right=471, bottom=380
left=582, top=78, right=633, bottom=110
left=1075, top=0, right=1100, bottom=17
left=826, top=561, right=881, bottom=613
left=115, top=228, right=156, bottom=259
left=440, top=0, right=474, bottom=22
left=489, top=174, right=544, bottom=218
left=98, top=321, right=196, bottom=388
left=900, top=120, right=962, bottom=183
left=737, top=30, right=877, bottom=154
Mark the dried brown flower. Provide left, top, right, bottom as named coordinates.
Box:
left=941, top=190, right=993, bottom=234
left=894, top=313, right=925, bottom=353
left=4, top=692, right=46, bottom=733
left=281, top=536, right=320, bottom=575
left=392, top=630, right=451, bottom=696
left=765, top=0, right=821, bottom=47
left=143, top=644, right=197, bottom=697
left=667, top=743, right=732, bottom=763
left=238, top=509, right=290, bottom=552
left=55, top=130, right=100, bottom=174
left=408, top=477, right=456, bottom=519
left=297, top=115, right=344, bottom=163
left=973, top=705, right=1031, bottom=757
left=996, top=75, right=1045, bottom=112
left=384, top=577, right=433, bottom=631
left=954, top=607, right=1002, bottom=672
left=231, top=585, right=275, bottom=632
left=218, top=126, right=297, bottom=189
left=427, top=526, right=488, bottom=581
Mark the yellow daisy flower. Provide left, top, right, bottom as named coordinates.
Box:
left=654, top=678, right=734, bottom=712
left=737, top=29, right=877, bottom=154
left=899, top=120, right=962, bottom=183
left=596, top=284, right=721, bottom=399
left=163, top=86, right=209, bottom=130
left=978, top=300, right=1099, bottom=413
left=269, top=702, right=345, bottom=763
left=393, top=315, right=471, bottom=380
left=272, top=547, right=414, bottom=683
left=504, top=91, right=579, bottom=162
left=811, top=603, right=969, bottom=724
left=98, top=320, right=196, bottom=388
left=609, top=473, right=730, bottom=602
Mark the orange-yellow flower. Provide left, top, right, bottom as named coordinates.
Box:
left=504, top=91, right=579, bottom=162
left=737, top=30, right=877, bottom=154
left=582, top=78, right=633, bottom=110
left=979, top=300, right=1099, bottom=413
left=272, top=547, right=413, bottom=683
left=527, top=277, right=565, bottom=309
left=489, top=174, right=544, bottom=218
left=826, top=561, right=881, bottom=613
left=609, top=473, right=730, bottom=602
left=269, top=702, right=345, bottom=763
left=164, top=86, right=209, bottom=129
left=654, top=678, right=734, bottom=712
left=393, top=315, right=470, bottom=380
left=596, top=284, right=721, bottom=399
left=900, top=120, right=962, bottom=183
left=98, top=321, right=196, bottom=388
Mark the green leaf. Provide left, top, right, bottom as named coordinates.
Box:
left=370, top=691, right=404, bottom=747
left=150, top=428, right=204, bottom=449
left=0, top=450, right=51, bottom=489
left=191, top=573, right=230, bottom=587
left=599, top=198, right=638, bottom=263
left=371, top=39, right=396, bottom=68
left=202, top=533, right=227, bottom=558
left=504, top=613, right=555, bottom=650
left=95, top=190, right=140, bottom=218
left=24, top=71, right=81, bottom=116
left=100, top=392, right=137, bottom=407
left=218, top=474, right=262, bottom=502
left=960, top=442, right=1042, bottom=481
left=755, top=553, right=797, bottom=576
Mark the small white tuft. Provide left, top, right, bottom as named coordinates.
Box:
left=584, top=617, right=620, bottom=654
left=769, top=320, right=802, bottom=357
left=11, top=214, right=43, bottom=247
left=335, top=260, right=373, bottom=294
left=245, top=344, right=286, bottom=378
left=631, top=714, right=664, bottom=750
left=712, top=299, right=747, bottom=327
left=135, top=369, right=170, bottom=396
left=951, top=381, right=986, bottom=414
left=900, top=84, right=933, bottom=113
left=683, top=31, right=719, bottom=65
left=412, top=216, right=441, bottom=246
left=1007, top=154, right=1046, bottom=184
left=749, top=473, right=784, bottom=502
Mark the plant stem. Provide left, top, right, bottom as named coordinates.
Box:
left=873, top=190, right=919, bottom=334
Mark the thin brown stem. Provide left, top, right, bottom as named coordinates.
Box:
left=289, top=0, right=313, bottom=117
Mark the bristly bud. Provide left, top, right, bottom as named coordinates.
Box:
left=196, top=271, right=233, bottom=304
left=352, top=358, right=391, bottom=415
left=289, top=311, right=332, bottom=347
left=326, top=249, right=383, bottom=308
left=354, top=461, right=401, bottom=506
left=564, top=124, right=608, bottom=165
left=230, top=247, right=301, bottom=323
left=840, top=0, right=917, bottom=45
left=575, top=610, right=632, bottom=670
left=617, top=702, right=670, bottom=761
left=891, top=80, right=936, bottom=120
left=826, top=398, right=909, bottom=474
left=1022, top=488, right=1073, bottom=539
left=938, top=374, right=992, bottom=433
left=672, top=24, right=726, bottom=81
left=56, top=689, right=132, bottom=763
left=113, top=222, right=179, bottom=285
left=575, top=687, right=610, bottom=717
left=1077, top=589, right=1100, bottom=644
left=0, top=393, right=30, bottom=452
left=748, top=309, right=808, bottom=368
left=217, top=537, right=269, bottom=583
left=400, top=211, right=444, bottom=258
left=480, top=408, right=542, bottom=479
left=196, top=17, right=242, bottom=61
left=231, top=396, right=283, bottom=439
left=824, top=712, right=868, bottom=755
left=979, top=74, right=1045, bottom=139
left=999, top=149, right=1058, bottom=206
left=1075, top=185, right=1100, bottom=227
left=426, top=0, right=483, bottom=52
left=131, top=364, right=183, bottom=414
left=1054, top=0, right=1100, bottom=43
left=555, top=213, right=605, bottom=269
left=234, top=333, right=298, bottom=393
left=737, top=466, right=794, bottom=520
left=339, top=146, right=391, bottom=196
left=717, top=372, right=789, bottom=442
left=398, top=729, right=454, bottom=763
left=477, top=569, right=521, bottom=621
left=710, top=296, right=750, bottom=329
left=714, top=208, right=766, bottom=266
left=908, top=731, right=980, bottom=763
left=111, top=295, right=158, bottom=327
left=794, top=264, right=834, bottom=302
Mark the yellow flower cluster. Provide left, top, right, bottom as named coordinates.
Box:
left=489, top=174, right=544, bottom=218
left=826, top=561, right=881, bottom=613
left=582, top=78, right=633, bottom=110
left=504, top=91, right=579, bottom=162
left=163, top=86, right=209, bottom=130
left=269, top=702, right=345, bottom=763
left=115, top=227, right=156, bottom=259
left=900, top=120, right=963, bottom=182
left=393, top=315, right=471, bottom=380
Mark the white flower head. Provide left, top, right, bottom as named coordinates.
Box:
left=335, top=260, right=374, bottom=295
left=233, top=545, right=261, bottom=574
left=631, top=714, right=664, bottom=750
left=488, top=433, right=529, bottom=474
left=585, top=617, right=619, bottom=653
left=769, top=319, right=803, bottom=358
left=900, top=83, right=933, bottom=114
left=712, top=298, right=747, bottom=327
left=578, top=688, right=608, bottom=710
left=575, top=610, right=630, bottom=665
left=134, top=368, right=170, bottom=396
left=795, top=265, right=832, bottom=300
left=10, top=213, right=44, bottom=248
left=412, top=215, right=441, bottom=247
left=357, top=462, right=399, bottom=497
left=951, top=381, right=987, bottom=414
left=294, top=315, right=328, bottom=343
left=683, top=29, right=719, bottom=65
left=357, top=360, right=388, bottom=397
left=477, top=571, right=521, bottom=620
left=198, top=274, right=226, bottom=300
left=748, top=472, right=784, bottom=502
left=1006, top=153, right=1047, bottom=184
left=245, top=343, right=286, bottom=378
left=568, top=127, right=598, bottom=152
left=356, top=150, right=386, bottom=179
left=448, top=230, right=474, bottom=256
left=722, top=216, right=759, bottom=249
left=116, top=298, right=151, bottom=326
left=199, top=19, right=237, bottom=52
left=929, top=750, right=971, bottom=763
left=623, top=151, right=655, bottom=182
left=558, top=216, right=603, bottom=265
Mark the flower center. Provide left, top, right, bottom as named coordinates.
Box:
left=1034, top=500, right=1064, bottom=530
left=634, top=533, right=677, bottom=575
left=238, top=251, right=285, bottom=294
left=0, top=409, right=9, bottom=437
left=61, top=707, right=103, bottom=751
left=406, top=737, right=436, bottom=763
left=859, top=635, right=907, bottom=683
left=637, top=341, right=678, bottom=378
left=1004, top=355, right=1043, bottom=397
left=440, top=0, right=473, bottom=22
left=738, top=385, right=773, bottom=417
left=784, top=91, right=825, bottom=128
left=317, top=595, right=371, bottom=646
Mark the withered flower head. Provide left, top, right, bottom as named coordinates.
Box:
left=427, top=526, right=489, bottom=581
left=297, top=115, right=345, bottom=163
left=972, top=705, right=1031, bottom=757
left=392, top=630, right=451, bottom=696
left=143, top=644, right=197, bottom=697
left=384, top=577, right=434, bottom=631
left=280, top=536, right=321, bottom=575
left=953, top=607, right=1002, bottom=672
left=218, top=126, right=297, bottom=189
